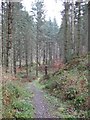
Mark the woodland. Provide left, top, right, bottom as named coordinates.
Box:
left=0, top=0, right=90, bottom=119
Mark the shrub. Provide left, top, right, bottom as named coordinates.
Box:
left=74, top=96, right=85, bottom=110
left=43, top=74, right=50, bottom=80
left=3, top=81, right=34, bottom=118
left=87, top=110, right=90, bottom=118
left=12, top=100, right=33, bottom=118
left=65, top=87, right=78, bottom=100
left=77, top=64, right=87, bottom=71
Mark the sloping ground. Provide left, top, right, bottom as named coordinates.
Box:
left=40, top=54, right=89, bottom=118
left=3, top=81, right=34, bottom=119
left=2, top=73, right=34, bottom=118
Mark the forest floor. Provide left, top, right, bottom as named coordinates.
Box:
left=38, top=54, right=89, bottom=118
left=1, top=54, right=89, bottom=118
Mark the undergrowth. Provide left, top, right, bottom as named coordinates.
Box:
left=0, top=82, right=2, bottom=118
left=40, top=54, right=89, bottom=118
left=2, top=80, right=34, bottom=118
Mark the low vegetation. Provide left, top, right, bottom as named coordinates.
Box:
left=2, top=79, right=34, bottom=118
left=0, top=82, right=2, bottom=118
left=40, top=55, right=89, bottom=118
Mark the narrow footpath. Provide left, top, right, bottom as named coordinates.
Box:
left=26, top=82, right=59, bottom=118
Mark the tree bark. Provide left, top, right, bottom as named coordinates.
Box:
left=64, top=2, right=69, bottom=63
left=49, top=42, right=52, bottom=66
left=6, top=2, right=13, bottom=72
left=43, top=43, right=45, bottom=65
left=13, top=43, right=16, bottom=75
left=30, top=45, right=33, bottom=66
left=1, top=2, right=4, bottom=67
left=71, top=0, right=75, bottom=55
left=18, top=39, right=22, bottom=68
left=77, top=2, right=81, bottom=56
left=36, top=41, right=39, bottom=77
left=88, top=2, right=90, bottom=53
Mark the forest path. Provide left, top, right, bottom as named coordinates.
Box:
left=26, top=81, right=58, bottom=118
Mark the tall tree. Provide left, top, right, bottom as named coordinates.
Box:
left=76, top=1, right=81, bottom=56
left=5, top=2, right=13, bottom=72
left=32, top=0, right=45, bottom=76
left=70, top=0, right=75, bottom=55
left=88, top=1, right=90, bottom=53
left=1, top=2, right=4, bottom=67
left=64, top=1, right=70, bottom=63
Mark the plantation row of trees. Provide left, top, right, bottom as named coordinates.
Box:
left=1, top=0, right=89, bottom=77
left=58, top=0, right=88, bottom=62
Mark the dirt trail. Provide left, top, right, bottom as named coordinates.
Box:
left=26, top=82, right=57, bottom=118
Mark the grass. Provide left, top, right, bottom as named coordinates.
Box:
left=2, top=80, right=34, bottom=118
left=33, top=79, right=45, bottom=89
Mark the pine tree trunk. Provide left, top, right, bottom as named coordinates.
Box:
left=30, top=45, right=33, bottom=66
left=71, top=0, right=75, bottom=55
left=64, top=2, right=69, bottom=63
left=25, top=52, right=28, bottom=77
left=1, top=2, right=4, bottom=67
left=88, top=1, right=90, bottom=110
left=43, top=43, right=45, bottom=65
left=43, top=42, right=47, bottom=77
left=45, top=42, right=48, bottom=65
left=77, top=2, right=81, bottom=56
left=18, top=39, right=21, bottom=68
left=13, top=43, right=16, bottom=75
left=88, top=2, right=90, bottom=53
left=49, top=42, right=52, bottom=66
left=59, top=43, right=61, bottom=59
left=36, top=41, right=39, bottom=77
left=25, top=38, right=28, bottom=77
left=6, top=2, right=13, bottom=72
